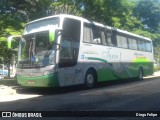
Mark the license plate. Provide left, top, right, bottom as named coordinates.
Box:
left=28, top=81, right=36, bottom=85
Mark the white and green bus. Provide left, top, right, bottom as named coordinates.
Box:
left=8, top=14, right=154, bottom=88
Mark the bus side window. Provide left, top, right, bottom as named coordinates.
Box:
left=145, top=41, right=152, bottom=52
left=101, top=29, right=106, bottom=45
left=117, top=34, right=128, bottom=48
left=103, top=30, right=112, bottom=46
left=83, top=23, right=92, bottom=43
left=137, top=40, right=146, bottom=51
left=103, top=30, right=116, bottom=47
left=128, top=38, right=138, bottom=50
left=92, top=26, right=102, bottom=44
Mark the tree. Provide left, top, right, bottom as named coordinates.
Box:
left=133, top=0, right=160, bottom=33
left=80, top=0, right=143, bottom=31
left=49, top=0, right=83, bottom=16
left=1, top=0, right=160, bottom=73
left=133, top=0, right=160, bottom=62
left=0, top=0, right=25, bottom=77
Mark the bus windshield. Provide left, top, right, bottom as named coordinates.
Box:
left=18, top=31, right=56, bottom=68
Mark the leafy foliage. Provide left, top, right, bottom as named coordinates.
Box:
left=133, top=0, right=160, bottom=33
left=50, top=0, right=83, bottom=16
left=1, top=0, right=160, bottom=72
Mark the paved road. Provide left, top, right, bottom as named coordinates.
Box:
left=1, top=76, right=160, bottom=120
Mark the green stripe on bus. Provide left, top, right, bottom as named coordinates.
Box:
left=132, top=58, right=151, bottom=62
left=86, top=57, right=124, bottom=80
left=49, top=30, right=55, bottom=42
left=87, top=57, right=108, bottom=63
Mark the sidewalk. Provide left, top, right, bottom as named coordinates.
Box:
left=144, top=71, right=160, bottom=79
left=0, top=79, right=17, bottom=86
left=0, top=85, right=16, bottom=96
left=0, top=79, right=41, bottom=102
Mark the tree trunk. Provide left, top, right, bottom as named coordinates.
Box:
left=8, top=60, right=10, bottom=78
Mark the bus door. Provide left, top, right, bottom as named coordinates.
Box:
left=58, top=18, right=82, bottom=86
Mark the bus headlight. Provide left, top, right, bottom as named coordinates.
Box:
left=43, top=69, right=55, bottom=75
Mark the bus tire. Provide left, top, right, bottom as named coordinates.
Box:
left=85, top=69, right=97, bottom=88
left=138, top=68, right=143, bottom=80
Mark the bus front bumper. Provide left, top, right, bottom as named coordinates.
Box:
left=17, top=73, right=59, bottom=87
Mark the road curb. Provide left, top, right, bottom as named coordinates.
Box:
left=0, top=79, right=18, bottom=86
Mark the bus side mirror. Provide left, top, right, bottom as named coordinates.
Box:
left=49, top=29, right=62, bottom=42
left=7, top=36, right=22, bottom=51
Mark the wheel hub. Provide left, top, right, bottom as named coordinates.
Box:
left=87, top=74, right=94, bottom=84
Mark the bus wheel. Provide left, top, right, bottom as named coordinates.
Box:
left=85, top=70, right=96, bottom=88
left=138, top=68, right=143, bottom=80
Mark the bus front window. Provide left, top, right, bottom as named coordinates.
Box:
left=19, top=31, right=56, bottom=68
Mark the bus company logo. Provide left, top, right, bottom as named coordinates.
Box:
left=102, top=48, right=122, bottom=60
left=2, top=112, right=11, bottom=117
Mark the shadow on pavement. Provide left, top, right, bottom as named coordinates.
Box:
left=14, top=78, right=144, bottom=96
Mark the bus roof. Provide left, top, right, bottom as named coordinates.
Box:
left=27, top=14, right=87, bottom=25
left=27, top=14, right=151, bottom=41
left=113, top=28, right=152, bottom=41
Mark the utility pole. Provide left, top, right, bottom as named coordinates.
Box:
left=0, top=57, right=4, bottom=76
